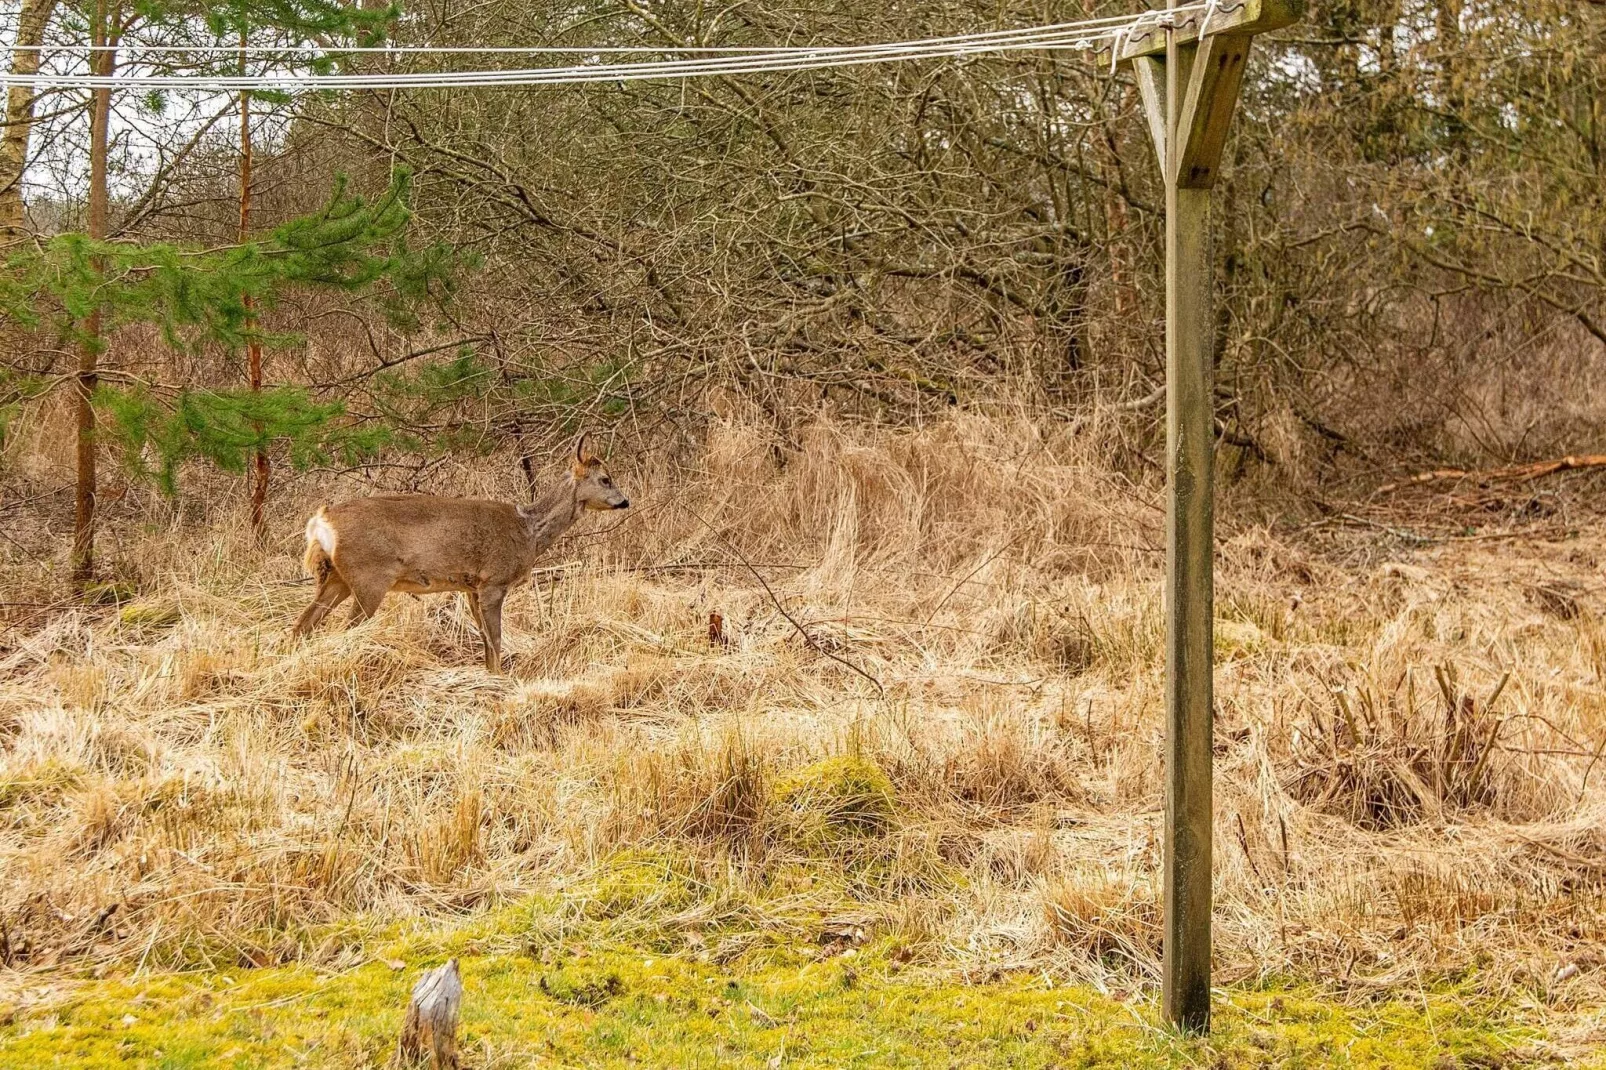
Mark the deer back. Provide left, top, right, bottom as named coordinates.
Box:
left=322, top=495, right=539, bottom=587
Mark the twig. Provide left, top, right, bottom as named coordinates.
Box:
left=683, top=505, right=884, bottom=696
left=1115, top=383, right=1165, bottom=410
left=1235, top=812, right=1266, bottom=886
left=1515, top=834, right=1606, bottom=872
left=1337, top=513, right=1435, bottom=544
left=0, top=596, right=81, bottom=636
left=133, top=918, right=163, bottom=979
left=1320, top=514, right=1573, bottom=546
left=921, top=530, right=1026, bottom=628
left=1575, top=735, right=1606, bottom=812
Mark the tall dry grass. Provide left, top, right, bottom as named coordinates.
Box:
left=1, top=406, right=1604, bottom=1013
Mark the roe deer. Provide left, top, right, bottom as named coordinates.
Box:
left=292, top=434, right=629, bottom=671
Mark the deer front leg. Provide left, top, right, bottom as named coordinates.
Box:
left=477, top=585, right=506, bottom=673
left=465, top=591, right=488, bottom=651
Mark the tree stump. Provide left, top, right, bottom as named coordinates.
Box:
left=397, top=958, right=462, bottom=1069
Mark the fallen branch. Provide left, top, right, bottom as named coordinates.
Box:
left=1376, top=455, right=1606, bottom=495
left=1310, top=514, right=1575, bottom=547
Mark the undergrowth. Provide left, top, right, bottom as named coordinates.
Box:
left=2, top=413, right=1605, bottom=1060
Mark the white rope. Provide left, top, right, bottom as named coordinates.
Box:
left=1109, top=23, right=1130, bottom=76
left=4, top=12, right=1171, bottom=55
left=0, top=8, right=1210, bottom=90
left=0, top=38, right=1125, bottom=89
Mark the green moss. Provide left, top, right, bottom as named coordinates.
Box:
left=0, top=852, right=1556, bottom=1068
left=773, top=755, right=895, bottom=840
left=0, top=938, right=1543, bottom=1069
left=539, top=964, right=627, bottom=1007
left=1214, top=617, right=1267, bottom=658
left=82, top=581, right=139, bottom=606
left=577, top=848, right=706, bottom=920
left=118, top=599, right=182, bottom=627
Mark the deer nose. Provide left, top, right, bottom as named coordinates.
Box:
left=616, top=498, right=630, bottom=509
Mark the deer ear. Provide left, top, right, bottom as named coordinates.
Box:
left=574, top=432, right=590, bottom=464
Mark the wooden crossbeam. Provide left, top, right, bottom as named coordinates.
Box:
left=1172, top=34, right=1251, bottom=188
left=1132, top=56, right=1170, bottom=171
left=1118, top=0, right=1302, bottom=62
left=1130, top=24, right=1256, bottom=191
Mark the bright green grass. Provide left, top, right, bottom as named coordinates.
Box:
left=0, top=852, right=1555, bottom=1068
left=0, top=932, right=1545, bottom=1069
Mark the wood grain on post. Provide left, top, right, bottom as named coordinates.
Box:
left=398, top=958, right=463, bottom=1069
left=1162, top=14, right=1214, bottom=1034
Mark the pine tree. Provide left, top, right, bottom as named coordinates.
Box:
left=14, top=0, right=404, bottom=587
left=0, top=163, right=457, bottom=539
left=72, top=0, right=113, bottom=588
left=200, top=1, right=395, bottom=540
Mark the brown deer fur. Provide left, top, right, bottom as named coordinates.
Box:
left=292, top=435, right=628, bottom=671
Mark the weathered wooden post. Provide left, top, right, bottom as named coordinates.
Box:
left=1119, top=0, right=1302, bottom=1033
left=398, top=958, right=464, bottom=1069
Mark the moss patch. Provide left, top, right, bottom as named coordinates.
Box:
left=773, top=755, right=895, bottom=841
left=0, top=928, right=1548, bottom=1069
left=118, top=599, right=183, bottom=628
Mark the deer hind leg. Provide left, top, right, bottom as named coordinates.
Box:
left=345, top=572, right=392, bottom=627
left=292, top=574, right=351, bottom=638
left=476, top=586, right=506, bottom=673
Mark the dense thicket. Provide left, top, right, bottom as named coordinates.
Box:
left=1, top=0, right=1602, bottom=524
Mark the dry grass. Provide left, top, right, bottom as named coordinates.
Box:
left=2, top=408, right=1605, bottom=1026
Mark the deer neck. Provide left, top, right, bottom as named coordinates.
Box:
left=520, top=474, right=585, bottom=559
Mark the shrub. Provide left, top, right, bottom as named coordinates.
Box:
left=1042, top=875, right=1160, bottom=970
left=1284, top=665, right=1512, bottom=829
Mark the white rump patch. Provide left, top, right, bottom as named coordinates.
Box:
left=306, top=508, right=338, bottom=557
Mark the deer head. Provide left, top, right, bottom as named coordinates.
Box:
left=568, top=433, right=629, bottom=511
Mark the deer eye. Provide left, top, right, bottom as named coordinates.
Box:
left=599, top=477, right=612, bottom=487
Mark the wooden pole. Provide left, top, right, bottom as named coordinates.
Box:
left=1121, top=0, right=1300, bottom=1035
left=1161, top=18, right=1214, bottom=1031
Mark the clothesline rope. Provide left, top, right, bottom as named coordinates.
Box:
left=0, top=5, right=1221, bottom=90
left=1, top=10, right=1176, bottom=54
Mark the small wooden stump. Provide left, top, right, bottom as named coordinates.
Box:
left=397, top=958, right=462, bottom=1069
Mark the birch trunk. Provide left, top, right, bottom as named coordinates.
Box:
left=0, top=0, right=57, bottom=235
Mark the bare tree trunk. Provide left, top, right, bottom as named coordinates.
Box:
left=1435, top=0, right=1465, bottom=152
left=1087, top=0, right=1137, bottom=325
left=1377, top=0, right=1400, bottom=75
left=1594, top=42, right=1606, bottom=190
left=0, top=0, right=58, bottom=236
left=1102, top=125, right=1136, bottom=320
left=72, top=0, right=112, bottom=589
left=239, top=35, right=269, bottom=543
